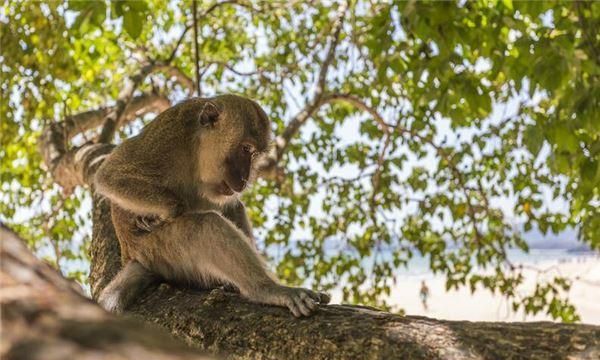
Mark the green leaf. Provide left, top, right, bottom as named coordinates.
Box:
left=524, top=125, right=544, bottom=156
left=70, top=0, right=107, bottom=30
left=122, top=10, right=144, bottom=39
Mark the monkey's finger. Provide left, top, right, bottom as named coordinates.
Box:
left=293, top=295, right=312, bottom=317
left=286, top=299, right=302, bottom=318
left=135, top=218, right=152, bottom=232
left=318, top=292, right=331, bottom=304
left=304, top=289, right=327, bottom=304
left=299, top=292, right=317, bottom=311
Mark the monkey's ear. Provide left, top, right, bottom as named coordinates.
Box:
left=199, top=101, right=220, bottom=127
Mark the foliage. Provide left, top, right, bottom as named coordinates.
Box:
left=1, top=0, right=598, bottom=322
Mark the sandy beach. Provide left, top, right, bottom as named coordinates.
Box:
left=331, top=255, right=600, bottom=324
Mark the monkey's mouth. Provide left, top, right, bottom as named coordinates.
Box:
left=217, top=181, right=235, bottom=196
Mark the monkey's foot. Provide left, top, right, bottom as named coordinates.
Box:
left=98, top=288, right=125, bottom=314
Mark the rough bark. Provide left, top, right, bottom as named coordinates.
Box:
left=0, top=225, right=212, bottom=360
left=129, top=286, right=600, bottom=360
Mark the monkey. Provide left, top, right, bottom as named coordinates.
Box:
left=94, top=94, right=330, bottom=318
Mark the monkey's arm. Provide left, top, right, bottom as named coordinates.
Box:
left=149, top=212, right=329, bottom=317
left=222, top=200, right=254, bottom=243
left=95, top=161, right=182, bottom=219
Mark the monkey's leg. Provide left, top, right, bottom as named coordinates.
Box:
left=97, top=260, right=157, bottom=314
left=152, top=212, right=330, bottom=317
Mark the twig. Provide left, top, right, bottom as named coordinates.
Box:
left=278, top=1, right=348, bottom=152
left=192, top=0, right=201, bottom=96
left=166, top=25, right=191, bottom=64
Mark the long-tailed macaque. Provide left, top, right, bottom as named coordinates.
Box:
left=95, top=95, right=329, bottom=317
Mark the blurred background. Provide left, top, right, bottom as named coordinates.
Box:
left=1, top=0, right=598, bottom=323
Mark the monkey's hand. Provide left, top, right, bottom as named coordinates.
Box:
left=134, top=215, right=166, bottom=233
left=134, top=204, right=184, bottom=233
left=256, top=285, right=331, bottom=318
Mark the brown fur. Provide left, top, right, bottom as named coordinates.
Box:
left=95, top=95, right=329, bottom=317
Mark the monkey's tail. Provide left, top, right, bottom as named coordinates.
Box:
left=97, top=260, right=157, bottom=314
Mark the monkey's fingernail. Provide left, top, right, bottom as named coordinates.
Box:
left=319, top=293, right=331, bottom=304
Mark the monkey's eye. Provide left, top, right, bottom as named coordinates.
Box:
left=242, top=144, right=255, bottom=155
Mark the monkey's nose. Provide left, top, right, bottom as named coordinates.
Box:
left=228, top=179, right=247, bottom=193
left=237, top=178, right=248, bottom=192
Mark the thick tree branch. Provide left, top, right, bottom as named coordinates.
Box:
left=130, top=285, right=600, bottom=359
left=58, top=151, right=596, bottom=360
left=45, top=142, right=115, bottom=195
left=80, top=196, right=600, bottom=360
left=40, top=93, right=170, bottom=193
left=0, top=225, right=212, bottom=360
left=64, top=93, right=170, bottom=140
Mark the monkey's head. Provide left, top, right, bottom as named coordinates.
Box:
left=192, top=95, right=272, bottom=205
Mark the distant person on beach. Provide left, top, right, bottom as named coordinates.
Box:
left=420, top=280, right=430, bottom=311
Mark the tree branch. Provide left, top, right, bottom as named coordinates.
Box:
left=153, top=62, right=195, bottom=94
left=202, top=0, right=256, bottom=16
left=370, top=132, right=392, bottom=207
left=166, top=25, right=192, bottom=64
left=575, top=1, right=600, bottom=66
left=97, top=63, right=160, bottom=143
left=40, top=93, right=169, bottom=193
left=258, top=2, right=347, bottom=180
left=75, top=93, right=169, bottom=139
left=278, top=1, right=347, bottom=150
left=186, top=0, right=258, bottom=96
left=81, top=199, right=600, bottom=360
left=192, top=0, right=201, bottom=96
left=209, top=60, right=274, bottom=79
left=96, top=60, right=196, bottom=143
left=323, top=93, right=391, bottom=132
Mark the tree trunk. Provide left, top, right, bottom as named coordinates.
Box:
left=82, top=197, right=600, bottom=360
